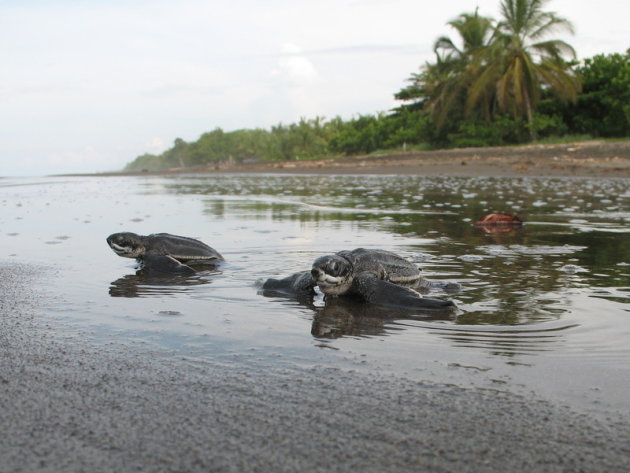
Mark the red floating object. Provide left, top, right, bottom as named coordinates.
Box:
left=475, top=213, right=523, bottom=226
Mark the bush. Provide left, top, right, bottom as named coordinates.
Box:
left=446, top=115, right=529, bottom=148
left=541, top=52, right=630, bottom=138
left=531, top=114, right=569, bottom=138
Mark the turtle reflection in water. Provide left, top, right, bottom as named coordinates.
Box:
left=107, top=232, right=223, bottom=274
left=108, top=271, right=217, bottom=298
left=261, top=248, right=458, bottom=311
left=310, top=297, right=457, bottom=339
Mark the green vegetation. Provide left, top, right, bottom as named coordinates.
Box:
left=124, top=0, right=630, bottom=172
left=540, top=52, right=630, bottom=137
left=395, top=0, right=582, bottom=144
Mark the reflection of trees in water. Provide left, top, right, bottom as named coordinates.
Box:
left=451, top=225, right=629, bottom=323
left=164, top=175, right=628, bottom=222
left=160, top=174, right=628, bottom=325
left=396, top=218, right=628, bottom=324
left=437, top=240, right=576, bottom=325
left=539, top=231, right=630, bottom=287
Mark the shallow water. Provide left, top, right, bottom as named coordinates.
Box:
left=2, top=174, right=629, bottom=416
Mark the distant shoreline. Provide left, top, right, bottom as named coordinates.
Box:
left=66, top=140, right=630, bottom=178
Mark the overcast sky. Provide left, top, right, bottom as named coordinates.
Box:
left=1, top=0, right=628, bottom=176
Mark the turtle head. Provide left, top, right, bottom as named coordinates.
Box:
left=106, top=232, right=146, bottom=258
left=311, top=254, right=353, bottom=295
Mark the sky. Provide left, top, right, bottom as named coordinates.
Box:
left=1, top=0, right=628, bottom=176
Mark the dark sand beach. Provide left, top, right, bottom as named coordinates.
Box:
left=2, top=263, right=630, bottom=472
left=3, top=138, right=630, bottom=472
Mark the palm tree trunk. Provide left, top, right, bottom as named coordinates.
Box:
left=524, top=89, right=537, bottom=141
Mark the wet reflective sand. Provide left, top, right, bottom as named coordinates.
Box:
left=1, top=174, right=629, bottom=416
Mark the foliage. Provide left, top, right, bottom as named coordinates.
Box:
left=531, top=112, right=568, bottom=138
left=395, top=9, right=496, bottom=128
left=538, top=51, right=630, bottom=138
left=125, top=110, right=439, bottom=172
left=125, top=118, right=344, bottom=171
left=328, top=111, right=433, bottom=154
left=447, top=114, right=530, bottom=147
left=124, top=3, right=628, bottom=172
left=567, top=51, right=629, bottom=137
left=487, top=0, right=579, bottom=138
left=397, top=0, right=580, bottom=141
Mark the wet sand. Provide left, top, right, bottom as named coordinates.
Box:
left=95, top=140, right=630, bottom=178
left=2, top=262, right=630, bottom=472
left=232, top=140, right=630, bottom=177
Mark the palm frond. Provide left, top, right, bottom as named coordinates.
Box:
left=529, top=13, right=574, bottom=40
left=530, top=39, right=576, bottom=60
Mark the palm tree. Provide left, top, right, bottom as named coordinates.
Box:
left=427, top=10, right=496, bottom=128
left=434, top=9, right=495, bottom=62
left=468, top=0, right=580, bottom=140
left=395, top=10, right=495, bottom=128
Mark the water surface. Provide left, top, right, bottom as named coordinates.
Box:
left=2, top=174, right=629, bottom=416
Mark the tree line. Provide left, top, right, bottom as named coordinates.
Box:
left=125, top=0, right=629, bottom=172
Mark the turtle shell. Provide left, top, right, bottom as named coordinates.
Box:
left=338, top=248, right=420, bottom=284
left=144, top=233, right=223, bottom=262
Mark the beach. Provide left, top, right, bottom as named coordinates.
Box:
left=2, top=251, right=630, bottom=472
left=4, top=142, right=630, bottom=472
left=114, top=140, right=630, bottom=178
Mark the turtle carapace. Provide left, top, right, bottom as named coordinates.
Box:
left=107, top=232, right=223, bottom=274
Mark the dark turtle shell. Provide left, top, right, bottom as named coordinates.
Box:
left=107, top=232, right=223, bottom=262
left=337, top=248, right=421, bottom=284
left=142, top=233, right=223, bottom=262
left=310, top=248, right=421, bottom=297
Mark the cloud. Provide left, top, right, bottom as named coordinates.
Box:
left=274, top=43, right=319, bottom=85
left=142, top=84, right=224, bottom=99
left=144, top=137, right=168, bottom=155
left=268, top=43, right=323, bottom=119
left=297, top=43, right=429, bottom=57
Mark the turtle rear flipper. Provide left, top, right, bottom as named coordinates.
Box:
left=354, top=272, right=455, bottom=311
left=261, top=271, right=316, bottom=296
left=142, top=254, right=195, bottom=275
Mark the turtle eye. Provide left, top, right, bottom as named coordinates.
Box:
left=330, top=261, right=339, bottom=273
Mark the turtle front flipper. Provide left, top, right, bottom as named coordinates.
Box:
left=414, top=278, right=462, bottom=295
left=353, top=272, right=455, bottom=311
left=261, top=271, right=316, bottom=296
left=142, top=254, right=195, bottom=275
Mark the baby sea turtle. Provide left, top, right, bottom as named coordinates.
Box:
left=262, top=248, right=455, bottom=310
left=107, top=232, right=223, bottom=274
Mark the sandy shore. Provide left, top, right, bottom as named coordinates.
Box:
left=234, top=140, right=630, bottom=177
left=94, top=140, right=630, bottom=178
left=2, top=262, right=630, bottom=472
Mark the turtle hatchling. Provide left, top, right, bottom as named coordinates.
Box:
left=107, top=232, right=223, bottom=274
left=262, top=248, right=455, bottom=310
